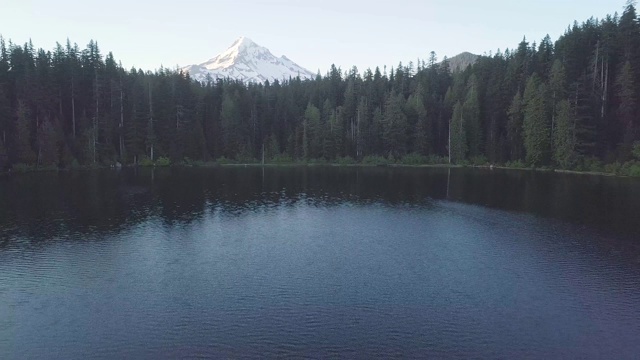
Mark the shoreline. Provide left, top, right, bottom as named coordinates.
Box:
left=0, top=162, right=633, bottom=178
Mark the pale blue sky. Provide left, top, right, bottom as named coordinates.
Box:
left=1, top=0, right=624, bottom=74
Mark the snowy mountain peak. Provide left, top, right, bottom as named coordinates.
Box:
left=183, top=37, right=315, bottom=83
left=230, top=36, right=257, bottom=51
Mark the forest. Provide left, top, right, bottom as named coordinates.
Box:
left=1, top=2, right=640, bottom=175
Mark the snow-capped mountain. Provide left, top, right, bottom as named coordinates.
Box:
left=182, top=37, right=316, bottom=83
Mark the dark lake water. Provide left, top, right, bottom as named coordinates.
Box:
left=1, top=166, right=640, bottom=359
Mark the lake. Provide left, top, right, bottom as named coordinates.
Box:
left=1, top=166, right=640, bottom=359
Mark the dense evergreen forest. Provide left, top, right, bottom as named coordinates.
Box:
left=1, top=3, right=640, bottom=174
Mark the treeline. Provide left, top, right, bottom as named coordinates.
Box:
left=1, top=3, right=640, bottom=172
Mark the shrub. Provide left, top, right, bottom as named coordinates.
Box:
left=427, top=155, right=449, bottom=165
left=400, top=153, right=428, bottom=165
left=470, top=155, right=489, bottom=166
left=506, top=160, right=526, bottom=169
left=604, top=162, right=622, bottom=175
left=387, top=153, right=396, bottom=164
left=629, top=163, right=640, bottom=177
left=37, top=164, right=59, bottom=172
left=155, top=156, right=171, bottom=167
left=633, top=142, right=640, bottom=160
left=307, top=158, right=328, bottom=165
left=336, top=156, right=357, bottom=165
left=215, top=156, right=235, bottom=165
left=70, top=158, right=82, bottom=169
left=585, top=157, right=604, bottom=173
left=618, top=161, right=639, bottom=176
left=269, top=154, right=293, bottom=164
left=12, top=163, right=34, bottom=173
left=138, top=156, right=154, bottom=167
left=236, top=154, right=258, bottom=164
left=361, top=155, right=390, bottom=166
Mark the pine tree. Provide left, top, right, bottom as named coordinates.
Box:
left=523, top=74, right=551, bottom=166
left=553, top=99, right=576, bottom=168
left=407, top=87, right=430, bottom=155
left=382, top=92, right=408, bottom=158
left=36, top=117, right=58, bottom=166
left=463, top=75, right=481, bottom=157
left=549, top=59, right=568, bottom=138
left=303, top=102, right=320, bottom=160
left=326, top=106, right=344, bottom=159
left=507, top=91, right=524, bottom=161
left=0, top=85, right=10, bottom=146
left=220, top=93, right=240, bottom=157
left=615, top=60, right=636, bottom=144
left=450, top=101, right=467, bottom=163
left=620, top=1, right=640, bottom=63
left=14, top=101, right=36, bottom=164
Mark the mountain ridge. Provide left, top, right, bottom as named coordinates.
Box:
left=445, top=52, right=480, bottom=72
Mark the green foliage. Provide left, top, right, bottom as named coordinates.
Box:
left=306, top=158, right=328, bottom=165
left=138, top=156, right=154, bottom=167
left=505, top=160, right=526, bottom=169
left=182, top=157, right=194, bottom=166
left=463, top=75, right=482, bottom=157
left=553, top=99, right=576, bottom=169
left=575, top=157, right=605, bottom=173
left=399, top=153, right=428, bottom=165
left=450, top=101, right=467, bottom=163
left=633, top=142, right=640, bottom=160
left=604, top=161, right=640, bottom=176
left=406, top=85, right=431, bottom=155
left=269, top=154, right=294, bottom=164
left=549, top=60, right=567, bottom=105
left=236, top=154, right=258, bottom=164
left=507, top=91, right=524, bottom=161
left=523, top=75, right=551, bottom=167
left=303, top=103, right=321, bottom=160
left=215, top=156, right=235, bottom=165
left=70, top=159, right=82, bottom=169
left=615, top=61, right=636, bottom=136
left=37, top=119, right=59, bottom=167
left=621, top=161, right=640, bottom=176
left=427, top=155, right=449, bottom=165
left=629, top=163, right=640, bottom=177
left=382, top=92, right=409, bottom=158
left=155, top=156, right=171, bottom=167
left=470, top=155, right=489, bottom=166
left=185, top=158, right=215, bottom=167
left=335, top=156, right=357, bottom=165
left=362, top=155, right=391, bottom=166
left=37, top=164, right=59, bottom=172
left=605, top=162, right=623, bottom=175
left=12, top=163, right=35, bottom=173
left=14, top=102, right=37, bottom=164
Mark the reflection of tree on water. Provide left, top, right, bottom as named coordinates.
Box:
left=0, top=167, right=639, bottom=244
left=447, top=167, right=450, bottom=199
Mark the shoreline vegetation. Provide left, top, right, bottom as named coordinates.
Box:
left=2, top=153, right=638, bottom=178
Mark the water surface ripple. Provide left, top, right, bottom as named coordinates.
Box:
left=1, top=167, right=639, bottom=359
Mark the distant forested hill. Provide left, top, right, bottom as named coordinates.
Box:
left=446, top=52, right=479, bottom=72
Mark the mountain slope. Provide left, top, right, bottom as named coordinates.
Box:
left=183, top=37, right=315, bottom=83
left=446, top=52, right=480, bottom=72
